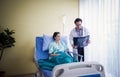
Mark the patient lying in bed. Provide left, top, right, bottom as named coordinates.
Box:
left=38, top=32, right=73, bottom=71
left=49, top=32, right=72, bottom=64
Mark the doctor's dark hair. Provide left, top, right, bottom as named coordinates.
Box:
left=74, top=18, right=82, bottom=23
left=53, top=32, right=60, bottom=40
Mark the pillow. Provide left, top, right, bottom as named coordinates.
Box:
left=42, top=34, right=67, bottom=52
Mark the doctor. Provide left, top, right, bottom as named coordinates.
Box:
left=69, top=18, right=90, bottom=62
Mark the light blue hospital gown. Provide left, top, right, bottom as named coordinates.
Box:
left=49, top=41, right=72, bottom=64
left=49, top=41, right=67, bottom=54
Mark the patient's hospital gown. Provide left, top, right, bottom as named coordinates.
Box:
left=49, top=41, right=67, bottom=54
left=38, top=41, right=73, bottom=71
left=49, top=41, right=72, bottom=64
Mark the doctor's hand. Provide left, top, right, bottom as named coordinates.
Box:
left=86, top=40, right=90, bottom=44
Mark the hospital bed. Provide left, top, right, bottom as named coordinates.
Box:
left=34, top=36, right=105, bottom=77
left=52, top=62, right=105, bottom=77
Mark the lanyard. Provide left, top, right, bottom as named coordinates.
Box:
left=76, top=28, right=83, bottom=37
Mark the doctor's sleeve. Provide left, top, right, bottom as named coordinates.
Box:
left=69, top=31, right=74, bottom=46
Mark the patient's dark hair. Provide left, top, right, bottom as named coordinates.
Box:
left=53, top=32, right=60, bottom=40
left=74, top=18, right=82, bottom=23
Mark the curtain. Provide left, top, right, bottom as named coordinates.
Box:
left=79, top=0, right=120, bottom=77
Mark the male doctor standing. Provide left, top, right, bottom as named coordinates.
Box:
left=69, top=18, right=90, bottom=62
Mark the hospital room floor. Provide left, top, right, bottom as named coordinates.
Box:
left=7, top=73, right=36, bottom=77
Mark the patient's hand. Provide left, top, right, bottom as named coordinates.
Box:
left=50, top=54, right=60, bottom=56
left=55, top=54, right=60, bottom=56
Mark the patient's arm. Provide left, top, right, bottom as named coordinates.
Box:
left=50, top=53, right=60, bottom=56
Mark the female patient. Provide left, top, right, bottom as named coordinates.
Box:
left=49, top=32, right=73, bottom=64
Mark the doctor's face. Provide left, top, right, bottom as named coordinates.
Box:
left=75, top=21, right=82, bottom=29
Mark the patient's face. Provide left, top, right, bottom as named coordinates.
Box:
left=55, top=34, right=61, bottom=41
